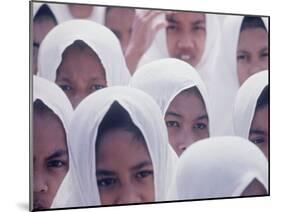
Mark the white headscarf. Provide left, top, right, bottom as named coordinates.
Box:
left=209, top=16, right=269, bottom=136
left=51, top=86, right=178, bottom=208
left=37, top=19, right=130, bottom=85
left=233, top=71, right=268, bottom=138
left=129, top=58, right=214, bottom=135
left=33, top=75, right=73, bottom=148
left=53, top=3, right=106, bottom=24
left=174, top=136, right=268, bottom=200
left=138, top=13, right=221, bottom=87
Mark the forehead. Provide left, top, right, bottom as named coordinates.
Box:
left=96, top=129, right=151, bottom=167
left=105, top=8, right=135, bottom=27
left=33, top=111, right=67, bottom=156
left=167, top=89, right=206, bottom=115
left=238, top=28, right=268, bottom=50
left=166, top=11, right=205, bottom=23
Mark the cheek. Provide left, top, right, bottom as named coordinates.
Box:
left=237, top=66, right=249, bottom=85
left=166, top=31, right=178, bottom=55
left=194, top=129, right=209, bottom=141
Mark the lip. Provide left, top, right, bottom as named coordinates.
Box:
left=33, top=199, right=47, bottom=210
left=177, top=53, right=194, bottom=64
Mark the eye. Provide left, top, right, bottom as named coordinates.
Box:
left=97, top=178, right=117, bottom=188
left=59, top=84, right=72, bottom=92
left=260, top=51, right=269, bottom=58
left=167, top=23, right=178, bottom=31
left=193, top=123, right=207, bottom=130
left=47, top=160, right=66, bottom=168
left=193, top=25, right=206, bottom=32
left=166, top=121, right=180, bottom=128
left=90, top=84, right=106, bottom=92
left=135, top=170, right=153, bottom=179
left=237, top=54, right=249, bottom=62
left=251, top=137, right=265, bottom=144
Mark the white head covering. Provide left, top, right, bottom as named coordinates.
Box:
left=51, top=86, right=178, bottom=208
left=233, top=71, right=268, bottom=138
left=129, top=58, right=214, bottom=135
left=139, top=13, right=221, bottom=86
left=174, top=136, right=268, bottom=200
left=53, top=3, right=105, bottom=24
left=32, top=2, right=60, bottom=21
left=37, top=19, right=130, bottom=85
left=209, top=16, right=269, bottom=136
left=33, top=75, right=73, bottom=131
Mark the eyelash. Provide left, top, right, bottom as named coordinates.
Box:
left=47, top=160, right=66, bottom=168
left=90, top=85, right=106, bottom=91
left=97, top=178, right=117, bottom=189
left=166, top=121, right=180, bottom=128
left=237, top=54, right=249, bottom=61
left=59, top=84, right=72, bottom=92
left=135, top=170, right=153, bottom=179
left=193, top=123, right=207, bottom=130
left=251, top=137, right=265, bottom=145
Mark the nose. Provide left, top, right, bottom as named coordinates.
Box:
left=33, top=169, right=48, bottom=193
left=116, top=184, right=142, bottom=204
left=176, top=129, right=195, bottom=156
left=70, top=93, right=88, bottom=109
left=177, top=31, right=195, bottom=49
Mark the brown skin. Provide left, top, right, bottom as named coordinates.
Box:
left=33, top=110, right=68, bottom=210
left=68, top=5, right=94, bottom=19
left=165, top=89, right=209, bottom=156
left=105, top=7, right=135, bottom=54
left=241, top=178, right=267, bottom=196
left=125, top=10, right=167, bottom=73
left=249, top=106, right=269, bottom=159
left=96, top=129, right=154, bottom=205
left=166, top=12, right=206, bottom=67
left=237, top=28, right=268, bottom=85
left=33, top=17, right=56, bottom=74
left=55, top=43, right=106, bottom=109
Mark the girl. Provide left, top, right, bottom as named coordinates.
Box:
left=130, top=58, right=212, bottom=156
left=33, top=76, right=73, bottom=210
left=51, top=86, right=177, bottom=208
left=37, top=20, right=131, bottom=108
left=173, top=136, right=268, bottom=200
left=233, top=71, right=269, bottom=158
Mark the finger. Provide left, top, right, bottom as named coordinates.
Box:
left=143, top=10, right=165, bottom=23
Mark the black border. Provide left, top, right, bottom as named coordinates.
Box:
left=30, top=0, right=270, bottom=211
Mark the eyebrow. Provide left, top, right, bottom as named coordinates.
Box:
left=260, top=47, right=269, bottom=53
left=166, top=14, right=178, bottom=23
left=192, top=20, right=205, bottom=26
left=46, top=149, right=68, bottom=161
left=249, top=129, right=265, bottom=135
left=96, top=169, right=116, bottom=177
left=196, top=114, right=209, bottom=121
left=166, top=111, right=182, bottom=118
left=130, top=161, right=153, bottom=171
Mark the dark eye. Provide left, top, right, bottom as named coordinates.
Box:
left=193, top=25, right=205, bottom=31
left=59, top=84, right=72, bottom=92
left=260, top=52, right=269, bottom=58
left=90, top=84, right=106, bottom=92
left=47, top=160, right=66, bottom=168
left=167, top=23, right=177, bottom=31
left=97, top=178, right=117, bottom=188
left=237, top=54, right=249, bottom=61
left=166, top=121, right=180, bottom=128
left=135, top=170, right=153, bottom=179
left=193, top=123, right=207, bottom=130
left=251, top=137, right=265, bottom=144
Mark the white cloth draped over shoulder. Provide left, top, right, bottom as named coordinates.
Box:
left=33, top=75, right=73, bottom=147
left=37, top=19, right=131, bottom=85
left=233, top=71, right=268, bottom=138
left=209, top=16, right=268, bottom=136
left=129, top=58, right=214, bottom=135
left=51, top=86, right=178, bottom=208
left=173, top=136, right=268, bottom=200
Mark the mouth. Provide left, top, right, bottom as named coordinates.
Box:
left=33, top=200, right=47, bottom=210
left=178, top=53, right=194, bottom=65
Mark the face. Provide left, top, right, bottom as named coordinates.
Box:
left=237, top=28, right=268, bottom=85
left=166, top=12, right=206, bottom=67
left=241, top=178, right=267, bottom=196
left=165, top=89, right=209, bottom=156
left=105, top=8, right=135, bottom=54
left=56, top=44, right=106, bottom=108
left=33, top=17, right=56, bottom=74
left=249, top=106, right=269, bottom=158
left=33, top=110, right=68, bottom=210
left=68, top=5, right=94, bottom=19
left=96, top=129, right=154, bottom=205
